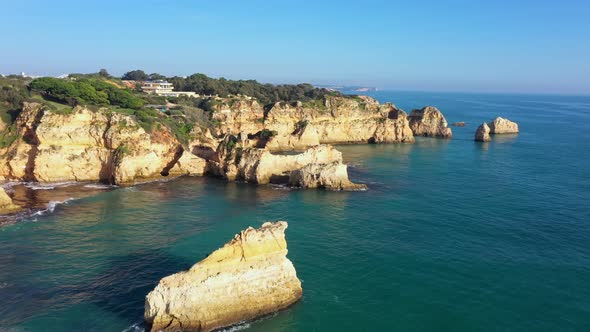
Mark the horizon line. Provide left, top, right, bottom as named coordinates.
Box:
left=2, top=70, right=588, bottom=98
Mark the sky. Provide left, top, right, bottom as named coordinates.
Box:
left=1, top=0, right=589, bottom=94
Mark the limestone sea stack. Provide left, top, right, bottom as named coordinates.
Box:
left=0, top=187, right=21, bottom=214
left=408, top=106, right=453, bottom=138
left=289, top=161, right=367, bottom=191
left=475, top=122, right=491, bottom=142
left=488, top=117, right=519, bottom=134
left=145, top=221, right=302, bottom=332
left=205, top=135, right=366, bottom=189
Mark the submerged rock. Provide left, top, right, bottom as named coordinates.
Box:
left=145, top=221, right=302, bottom=332
left=475, top=122, right=491, bottom=142
left=488, top=117, right=519, bottom=134
left=0, top=188, right=21, bottom=214
left=408, top=106, right=452, bottom=138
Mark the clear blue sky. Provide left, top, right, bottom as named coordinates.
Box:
left=2, top=0, right=589, bottom=94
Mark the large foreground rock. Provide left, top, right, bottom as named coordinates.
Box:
left=145, top=221, right=302, bottom=332
left=408, top=106, right=452, bottom=138
left=0, top=187, right=21, bottom=214
left=475, top=122, right=491, bottom=142
left=489, top=117, right=519, bottom=134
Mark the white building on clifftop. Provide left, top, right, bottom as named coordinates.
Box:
left=141, top=80, right=197, bottom=97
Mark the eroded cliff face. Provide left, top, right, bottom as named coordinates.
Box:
left=0, top=94, right=451, bottom=188
left=0, top=103, right=204, bottom=184
left=145, top=221, right=302, bottom=332
left=206, top=95, right=415, bottom=150
left=210, top=98, right=265, bottom=136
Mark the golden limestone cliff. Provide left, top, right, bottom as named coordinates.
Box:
left=206, top=95, right=415, bottom=150
left=0, top=95, right=453, bottom=190
left=145, top=221, right=302, bottom=332
left=0, top=187, right=21, bottom=214
left=0, top=102, right=206, bottom=184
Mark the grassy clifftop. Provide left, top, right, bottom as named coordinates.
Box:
left=0, top=73, right=361, bottom=148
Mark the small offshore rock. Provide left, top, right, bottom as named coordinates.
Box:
left=488, top=117, right=519, bottom=134
left=475, top=122, right=491, bottom=142
left=408, top=106, right=453, bottom=138
left=451, top=122, right=466, bottom=127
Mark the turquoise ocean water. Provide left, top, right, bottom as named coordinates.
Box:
left=1, top=91, right=589, bottom=331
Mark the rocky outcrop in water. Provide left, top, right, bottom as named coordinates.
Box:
left=289, top=162, right=367, bottom=190
left=489, top=117, right=519, bottom=134
left=145, top=221, right=302, bottom=332
left=205, top=136, right=364, bottom=189
left=0, top=187, right=21, bottom=214
left=408, top=106, right=452, bottom=138
left=475, top=122, right=491, bottom=142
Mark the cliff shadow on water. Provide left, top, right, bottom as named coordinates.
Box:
left=0, top=247, right=195, bottom=330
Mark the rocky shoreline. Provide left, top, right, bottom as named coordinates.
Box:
left=0, top=94, right=518, bottom=217
left=0, top=95, right=417, bottom=215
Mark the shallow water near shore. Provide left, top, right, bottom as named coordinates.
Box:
left=1, top=91, right=590, bottom=331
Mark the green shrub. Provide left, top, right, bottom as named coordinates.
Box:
left=29, top=77, right=145, bottom=110
left=258, top=129, right=278, bottom=139
left=296, top=119, right=308, bottom=130
left=0, top=129, right=17, bottom=148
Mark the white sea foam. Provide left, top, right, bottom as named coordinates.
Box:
left=83, top=184, right=118, bottom=189
left=219, top=322, right=251, bottom=332
left=121, top=322, right=145, bottom=332
left=31, top=198, right=75, bottom=216
left=25, top=181, right=78, bottom=190
left=270, top=183, right=291, bottom=190
left=1, top=181, right=24, bottom=191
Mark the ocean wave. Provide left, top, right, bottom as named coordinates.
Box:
left=31, top=198, right=76, bottom=217
left=1, top=181, right=24, bottom=191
